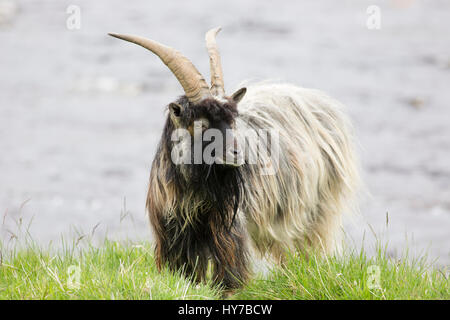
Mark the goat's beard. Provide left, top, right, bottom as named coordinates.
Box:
left=175, top=163, right=245, bottom=230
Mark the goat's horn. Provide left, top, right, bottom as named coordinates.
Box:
left=108, top=33, right=211, bottom=104
left=205, top=27, right=225, bottom=97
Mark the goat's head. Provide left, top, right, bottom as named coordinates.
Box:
left=109, top=28, right=247, bottom=181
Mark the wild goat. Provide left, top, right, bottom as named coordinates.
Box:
left=109, top=28, right=360, bottom=290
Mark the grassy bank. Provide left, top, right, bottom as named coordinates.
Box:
left=0, top=240, right=448, bottom=300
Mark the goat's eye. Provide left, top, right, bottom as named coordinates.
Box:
left=193, top=119, right=209, bottom=131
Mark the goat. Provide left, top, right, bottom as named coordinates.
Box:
left=109, top=27, right=360, bottom=291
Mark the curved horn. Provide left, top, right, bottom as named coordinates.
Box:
left=108, top=33, right=211, bottom=104
left=205, top=27, right=225, bottom=97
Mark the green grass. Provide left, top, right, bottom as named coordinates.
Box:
left=0, top=239, right=448, bottom=300
left=0, top=240, right=221, bottom=299
left=234, top=247, right=448, bottom=300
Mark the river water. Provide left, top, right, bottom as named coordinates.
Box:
left=0, top=0, right=449, bottom=266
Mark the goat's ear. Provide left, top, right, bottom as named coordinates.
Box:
left=230, top=87, right=247, bottom=104
left=169, top=102, right=184, bottom=125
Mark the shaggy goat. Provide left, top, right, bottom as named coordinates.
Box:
left=109, top=28, right=360, bottom=290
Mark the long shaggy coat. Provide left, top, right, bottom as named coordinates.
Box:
left=147, top=81, right=360, bottom=289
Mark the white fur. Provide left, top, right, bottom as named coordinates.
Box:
left=234, top=82, right=360, bottom=262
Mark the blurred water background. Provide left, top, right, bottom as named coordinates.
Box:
left=0, top=0, right=449, bottom=265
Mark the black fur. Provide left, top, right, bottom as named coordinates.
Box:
left=148, top=96, right=250, bottom=290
